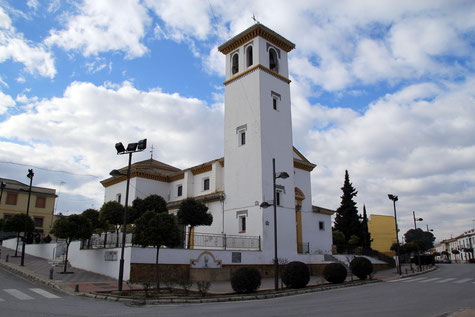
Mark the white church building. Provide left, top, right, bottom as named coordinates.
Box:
left=101, top=23, right=334, bottom=275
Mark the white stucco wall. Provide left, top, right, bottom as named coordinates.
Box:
left=1, top=238, right=58, bottom=260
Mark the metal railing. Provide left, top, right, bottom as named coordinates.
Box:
left=297, top=242, right=310, bottom=254
left=186, top=232, right=261, bottom=251
left=82, top=231, right=261, bottom=251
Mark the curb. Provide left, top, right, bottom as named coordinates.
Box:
left=382, top=265, right=438, bottom=282
left=84, top=279, right=382, bottom=304
left=0, top=259, right=75, bottom=297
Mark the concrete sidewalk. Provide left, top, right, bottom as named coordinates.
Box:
left=0, top=245, right=421, bottom=295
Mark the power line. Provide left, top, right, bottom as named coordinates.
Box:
left=0, top=161, right=101, bottom=178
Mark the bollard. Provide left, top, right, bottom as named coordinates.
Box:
left=74, top=284, right=79, bottom=292
left=49, top=267, right=54, bottom=280
left=6, top=254, right=9, bottom=262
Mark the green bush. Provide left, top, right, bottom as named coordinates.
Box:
left=350, top=257, right=373, bottom=280
left=323, top=263, right=347, bottom=284
left=231, top=267, right=261, bottom=293
left=282, top=261, right=310, bottom=288
left=468, top=258, right=475, bottom=264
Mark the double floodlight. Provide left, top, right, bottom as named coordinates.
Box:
left=388, top=194, right=398, bottom=202
left=115, top=139, right=147, bottom=155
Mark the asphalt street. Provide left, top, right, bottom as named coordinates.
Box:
left=0, top=264, right=473, bottom=317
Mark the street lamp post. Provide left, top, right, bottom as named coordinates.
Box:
left=260, top=158, right=289, bottom=291
left=20, top=169, right=34, bottom=267
left=388, top=194, right=401, bottom=275
left=111, top=139, right=147, bottom=292
left=412, top=211, right=423, bottom=230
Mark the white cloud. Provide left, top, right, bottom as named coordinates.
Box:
left=45, top=0, right=151, bottom=58
left=0, top=7, right=55, bottom=78
left=302, top=76, right=475, bottom=238
left=27, top=0, right=39, bottom=10
left=0, top=90, right=15, bottom=114
left=0, top=81, right=224, bottom=210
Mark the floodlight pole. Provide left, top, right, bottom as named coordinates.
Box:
left=20, top=169, right=34, bottom=267
left=388, top=194, right=401, bottom=275
left=117, top=152, right=132, bottom=292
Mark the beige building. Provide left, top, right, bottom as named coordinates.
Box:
left=367, top=214, right=397, bottom=257
left=0, top=177, right=57, bottom=238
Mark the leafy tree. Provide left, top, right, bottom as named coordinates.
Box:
left=361, top=205, right=372, bottom=250
left=332, top=230, right=346, bottom=245
left=99, top=201, right=124, bottom=247
left=3, top=214, right=34, bottom=256
left=404, top=228, right=435, bottom=251
left=129, top=195, right=168, bottom=223
left=133, top=211, right=181, bottom=291
left=50, top=214, right=93, bottom=273
left=177, top=198, right=213, bottom=249
left=334, top=170, right=362, bottom=244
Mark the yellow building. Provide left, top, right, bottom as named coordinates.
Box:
left=0, top=177, right=57, bottom=238
left=367, top=214, right=396, bottom=257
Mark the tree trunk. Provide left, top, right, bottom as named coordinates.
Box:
left=187, top=226, right=193, bottom=249
left=155, top=247, right=160, bottom=293
left=116, top=227, right=119, bottom=248
left=63, top=241, right=70, bottom=273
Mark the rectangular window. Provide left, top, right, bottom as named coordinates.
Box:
left=177, top=185, right=183, bottom=197
left=116, top=193, right=121, bottom=204
left=203, top=178, right=210, bottom=191
left=276, top=191, right=281, bottom=206
left=34, top=217, right=44, bottom=228
left=35, top=196, right=46, bottom=208
left=240, top=131, right=246, bottom=145
left=319, top=221, right=325, bottom=231
left=271, top=91, right=281, bottom=111
left=239, top=216, right=246, bottom=233
left=6, top=193, right=17, bottom=205
left=236, top=124, right=247, bottom=146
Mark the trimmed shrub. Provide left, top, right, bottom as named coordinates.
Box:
left=282, top=261, right=310, bottom=289
left=231, top=267, right=261, bottom=293
left=323, top=263, right=347, bottom=284
left=350, top=257, right=373, bottom=280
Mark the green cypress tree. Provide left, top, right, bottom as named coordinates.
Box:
left=361, top=205, right=372, bottom=250
left=334, top=170, right=362, bottom=244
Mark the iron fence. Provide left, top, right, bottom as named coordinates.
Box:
left=82, top=231, right=261, bottom=251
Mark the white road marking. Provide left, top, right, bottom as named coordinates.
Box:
left=402, top=277, right=427, bottom=282
left=454, top=278, right=473, bottom=284
left=3, top=289, right=33, bottom=300
left=436, top=278, right=456, bottom=283
left=419, top=278, right=441, bottom=283
left=29, top=288, right=60, bottom=299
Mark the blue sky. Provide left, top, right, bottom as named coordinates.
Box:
left=0, top=0, right=474, bottom=241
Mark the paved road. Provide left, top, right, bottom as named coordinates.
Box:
left=1, top=264, right=473, bottom=316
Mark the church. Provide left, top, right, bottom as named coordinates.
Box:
left=101, top=23, right=334, bottom=267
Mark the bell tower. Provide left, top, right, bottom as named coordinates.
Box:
left=218, top=24, right=298, bottom=259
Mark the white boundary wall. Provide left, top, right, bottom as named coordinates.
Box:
left=2, top=238, right=57, bottom=260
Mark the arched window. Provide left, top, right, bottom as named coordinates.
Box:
left=232, top=53, right=239, bottom=75
left=269, top=48, right=278, bottom=72
left=246, top=46, right=253, bottom=67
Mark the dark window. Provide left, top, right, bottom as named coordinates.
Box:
left=276, top=191, right=281, bottom=206
left=203, top=178, right=210, bottom=191
left=116, top=194, right=121, bottom=204
left=246, top=46, right=253, bottom=67
left=319, top=221, right=325, bottom=230
left=269, top=48, right=278, bottom=72
left=240, top=216, right=246, bottom=233
left=177, top=185, right=183, bottom=197
left=232, top=53, right=239, bottom=75
left=240, top=131, right=246, bottom=145
left=35, top=196, right=46, bottom=208
left=273, top=98, right=277, bottom=110
left=34, top=217, right=44, bottom=228
left=6, top=193, right=17, bottom=205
